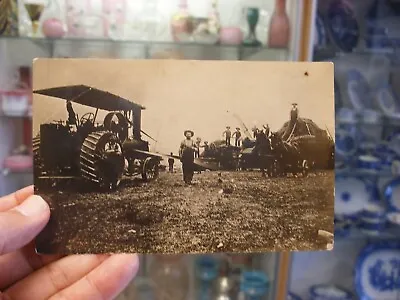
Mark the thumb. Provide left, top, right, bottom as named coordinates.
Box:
left=0, top=195, right=50, bottom=255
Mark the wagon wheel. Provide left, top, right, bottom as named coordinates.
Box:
left=141, top=157, right=160, bottom=181
left=301, top=160, right=310, bottom=177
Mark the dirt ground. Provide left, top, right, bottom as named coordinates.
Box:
left=35, top=170, right=334, bottom=255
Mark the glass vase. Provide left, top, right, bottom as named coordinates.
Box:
left=267, top=0, right=290, bottom=48
left=242, top=7, right=261, bottom=47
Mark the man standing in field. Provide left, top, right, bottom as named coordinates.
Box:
left=168, top=153, right=175, bottom=173
left=179, top=130, right=196, bottom=184
left=222, top=126, right=232, bottom=146
left=232, top=127, right=242, bottom=147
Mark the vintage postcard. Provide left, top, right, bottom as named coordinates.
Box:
left=33, top=58, right=335, bottom=254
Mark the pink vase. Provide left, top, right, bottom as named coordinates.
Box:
left=42, top=18, right=66, bottom=38
left=219, top=27, right=243, bottom=45
left=267, top=0, right=290, bottom=48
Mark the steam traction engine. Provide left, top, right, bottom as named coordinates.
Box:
left=33, top=85, right=162, bottom=190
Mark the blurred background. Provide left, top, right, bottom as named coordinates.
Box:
left=1, top=0, right=400, bottom=299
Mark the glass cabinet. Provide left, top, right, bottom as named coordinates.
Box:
left=286, top=1, right=400, bottom=299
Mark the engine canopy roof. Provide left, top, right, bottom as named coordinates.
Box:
left=33, top=85, right=145, bottom=112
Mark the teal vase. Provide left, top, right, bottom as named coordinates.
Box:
left=243, top=7, right=261, bottom=47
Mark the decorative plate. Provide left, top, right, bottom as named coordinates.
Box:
left=375, top=82, right=400, bottom=119
left=346, top=70, right=372, bottom=111
left=325, top=0, right=360, bottom=52
left=355, top=240, right=400, bottom=300
left=384, top=177, right=400, bottom=212
left=314, top=12, right=327, bottom=49
left=336, top=129, right=358, bottom=159
left=335, top=176, right=370, bottom=217
left=309, top=284, right=353, bottom=300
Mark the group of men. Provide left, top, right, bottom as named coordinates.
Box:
left=169, top=103, right=300, bottom=184
left=222, top=126, right=242, bottom=147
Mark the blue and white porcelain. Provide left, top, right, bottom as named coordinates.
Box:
left=391, top=159, right=400, bottom=176
left=362, top=203, right=386, bottom=219
left=359, top=221, right=386, bottom=236
left=355, top=241, right=400, bottom=300
left=337, top=108, right=358, bottom=130
left=335, top=176, right=370, bottom=217
left=383, top=177, right=400, bottom=212
left=325, top=0, right=360, bottom=52
left=359, top=109, right=383, bottom=149
left=363, top=179, right=381, bottom=203
left=287, top=291, right=302, bottom=300
left=373, top=144, right=399, bottom=174
left=336, top=130, right=357, bottom=162
left=335, top=217, right=352, bottom=238
left=375, top=82, right=400, bottom=119
left=386, top=212, right=400, bottom=227
left=356, top=155, right=382, bottom=175
left=309, top=284, right=353, bottom=300
left=388, top=133, right=400, bottom=156
left=347, top=70, right=372, bottom=111
left=334, top=80, right=342, bottom=111
left=359, top=202, right=387, bottom=235
left=314, top=13, right=327, bottom=49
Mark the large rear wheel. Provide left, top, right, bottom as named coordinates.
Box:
left=80, top=131, right=125, bottom=191
left=33, top=135, right=41, bottom=175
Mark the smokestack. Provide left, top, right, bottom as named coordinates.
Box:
left=133, top=107, right=141, bottom=140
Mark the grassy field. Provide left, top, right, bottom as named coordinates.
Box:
left=35, top=170, right=334, bottom=255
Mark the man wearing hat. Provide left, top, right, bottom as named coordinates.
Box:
left=179, top=130, right=196, bottom=184
left=66, top=99, right=77, bottom=128
left=168, top=152, right=175, bottom=173
left=263, top=124, right=270, bottom=138
left=222, top=126, right=232, bottom=146
left=251, top=126, right=258, bottom=139
left=232, top=127, right=242, bottom=147
left=200, top=141, right=210, bottom=157
left=195, top=137, right=202, bottom=158
left=291, top=103, right=298, bottom=122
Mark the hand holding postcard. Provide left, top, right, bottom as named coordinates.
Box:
left=33, top=59, right=335, bottom=254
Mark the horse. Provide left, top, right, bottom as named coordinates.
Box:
left=270, top=132, right=304, bottom=176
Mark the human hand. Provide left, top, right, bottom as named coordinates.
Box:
left=0, top=186, right=139, bottom=300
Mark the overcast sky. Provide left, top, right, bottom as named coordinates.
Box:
left=33, top=59, right=334, bottom=156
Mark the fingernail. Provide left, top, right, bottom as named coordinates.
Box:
left=15, top=195, right=49, bottom=217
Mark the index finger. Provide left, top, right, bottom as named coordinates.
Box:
left=0, top=186, right=34, bottom=212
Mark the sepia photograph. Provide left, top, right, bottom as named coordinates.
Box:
left=33, top=58, right=335, bottom=255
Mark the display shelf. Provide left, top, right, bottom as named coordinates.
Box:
left=117, top=253, right=280, bottom=300
left=313, top=47, right=400, bottom=62
left=0, top=36, right=289, bottom=61
left=0, top=171, right=33, bottom=196
left=335, top=226, right=400, bottom=241
left=287, top=0, right=400, bottom=299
